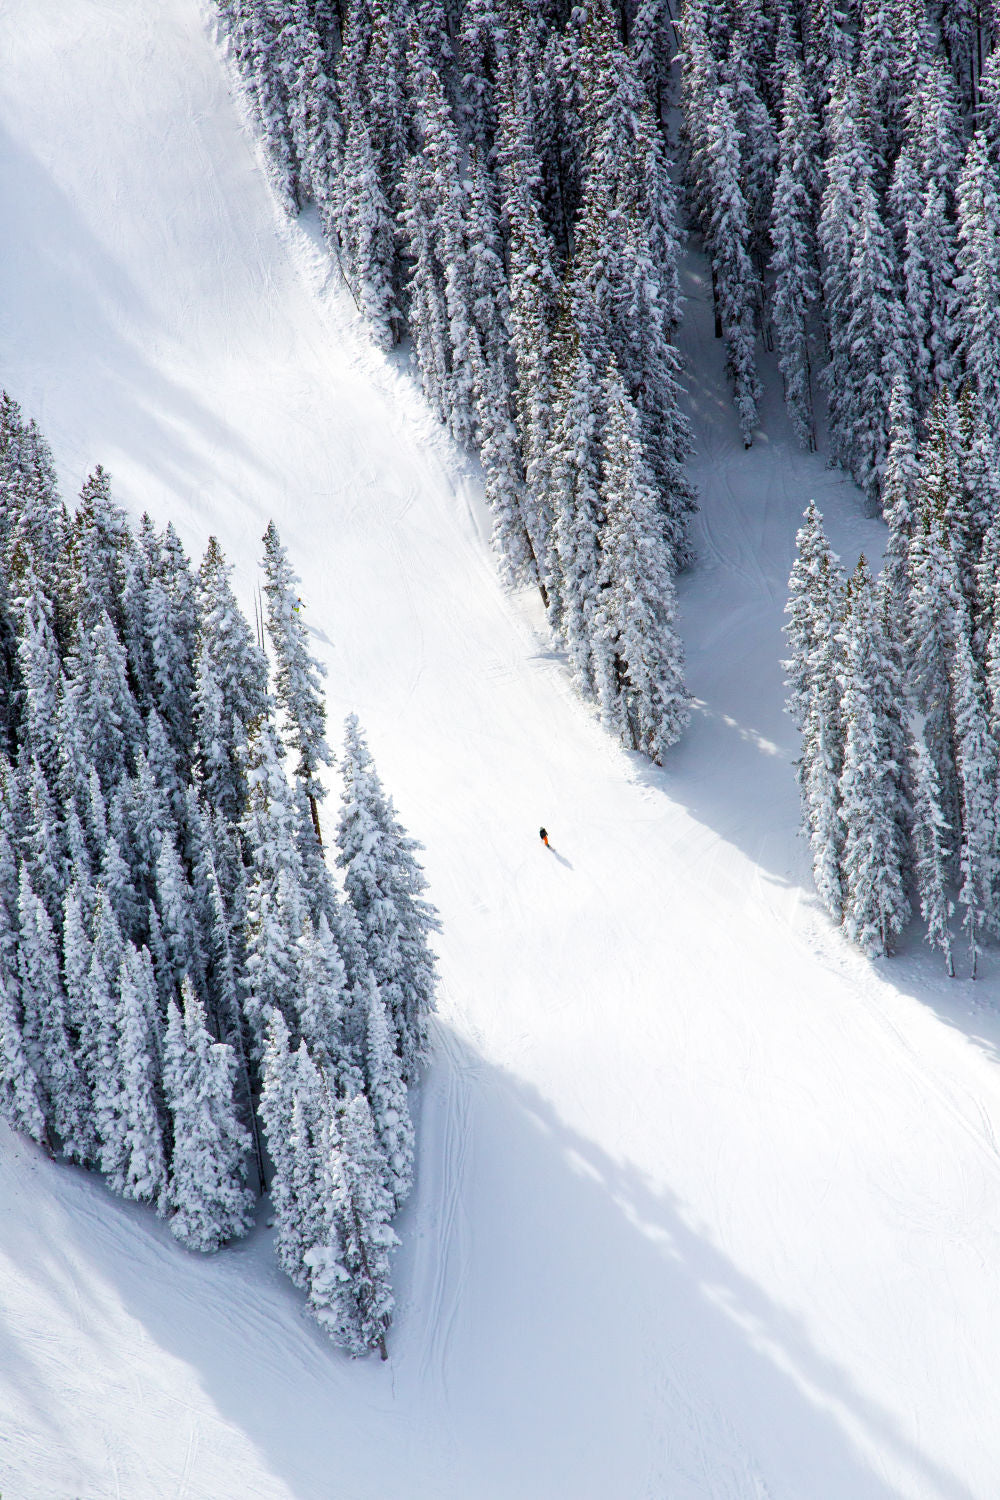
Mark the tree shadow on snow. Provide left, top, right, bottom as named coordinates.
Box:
left=0, top=1030, right=981, bottom=1500
left=612, top=248, right=1000, bottom=1042
left=0, top=125, right=274, bottom=519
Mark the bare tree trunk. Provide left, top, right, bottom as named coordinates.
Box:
left=308, top=792, right=324, bottom=849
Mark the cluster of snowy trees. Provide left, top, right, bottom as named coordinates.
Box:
left=0, top=393, right=438, bottom=1357
left=212, top=0, right=692, bottom=760
left=785, top=382, right=1000, bottom=974
left=679, top=0, right=1000, bottom=510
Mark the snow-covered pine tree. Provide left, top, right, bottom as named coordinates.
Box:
left=955, top=130, right=1000, bottom=438
left=261, top=522, right=332, bottom=847
left=724, top=26, right=779, bottom=283
left=591, top=368, right=690, bottom=763
left=0, top=958, right=47, bottom=1147
left=363, top=977, right=413, bottom=1211
left=949, top=609, right=996, bottom=977
left=153, top=827, right=204, bottom=1003
left=259, top=1014, right=327, bottom=1288
left=837, top=557, right=910, bottom=957
left=67, top=465, right=130, bottom=640
left=19, top=753, right=66, bottom=933
left=99, top=811, right=144, bottom=945
left=194, top=815, right=263, bottom=1190
left=297, top=912, right=349, bottom=1078
left=145, top=522, right=197, bottom=778
left=0, top=772, right=21, bottom=962
left=0, top=824, right=46, bottom=1147
left=771, top=56, right=822, bottom=449
left=286, top=1042, right=330, bottom=1279
left=164, top=978, right=255, bottom=1252
left=880, top=376, right=920, bottom=617
left=344, top=0, right=410, bottom=227
left=495, top=58, right=561, bottom=604
left=632, top=0, right=673, bottom=118
left=68, top=608, right=143, bottom=795
left=783, top=501, right=836, bottom=730
left=304, top=1090, right=397, bottom=1358
left=909, top=724, right=955, bottom=975
left=961, top=398, right=1000, bottom=619
left=282, top=1, right=340, bottom=216
left=801, top=0, right=854, bottom=95
left=88, top=889, right=125, bottom=1172
left=324, top=881, right=380, bottom=1080
left=535, top=24, right=579, bottom=264
left=933, top=389, right=979, bottom=606
left=258, top=1010, right=300, bottom=1271
left=120, top=738, right=170, bottom=902
left=339, top=113, right=399, bottom=348
left=887, top=60, right=962, bottom=412
left=458, top=0, right=509, bottom=153
left=10, top=553, right=63, bottom=796
left=857, top=0, right=923, bottom=163
left=906, top=423, right=965, bottom=843
left=978, top=510, right=1000, bottom=683
left=241, top=718, right=308, bottom=1054
left=547, top=313, right=604, bottom=696
left=61, top=879, right=99, bottom=1163
left=119, top=516, right=155, bottom=713
left=229, top=0, right=300, bottom=210
left=677, top=0, right=727, bottom=227
left=980, top=42, right=1000, bottom=166
left=194, top=537, right=269, bottom=828
left=819, top=73, right=910, bottom=508
left=139, top=706, right=182, bottom=846
left=700, top=80, right=762, bottom=446
left=1, top=410, right=64, bottom=640
left=464, top=146, right=533, bottom=586
left=981, top=510, right=1000, bottom=757
left=572, top=0, right=695, bottom=561
left=110, top=940, right=168, bottom=1210
left=17, top=867, right=90, bottom=1161
left=403, top=38, right=477, bottom=449
left=784, top=504, right=848, bottom=921
left=58, top=674, right=95, bottom=850
left=397, top=141, right=454, bottom=430
left=335, top=0, right=406, bottom=343
left=61, top=790, right=92, bottom=899
left=336, top=714, right=438, bottom=1079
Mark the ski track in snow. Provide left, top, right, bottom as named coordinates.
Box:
left=3, top=3, right=1000, bottom=1497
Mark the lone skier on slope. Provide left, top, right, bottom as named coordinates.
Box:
left=539, top=827, right=549, bottom=847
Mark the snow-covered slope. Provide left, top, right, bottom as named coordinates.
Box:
left=3, top=4, right=1000, bottom=1497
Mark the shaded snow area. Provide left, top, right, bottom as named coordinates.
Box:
left=3, top=3, right=1000, bottom=1497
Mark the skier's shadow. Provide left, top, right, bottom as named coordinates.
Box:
left=548, top=846, right=573, bottom=870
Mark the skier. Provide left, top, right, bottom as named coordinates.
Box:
left=539, top=827, right=549, bottom=847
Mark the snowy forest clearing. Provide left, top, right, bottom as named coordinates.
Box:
left=3, top=2, right=1000, bottom=1498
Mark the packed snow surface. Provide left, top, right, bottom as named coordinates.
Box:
left=2, top=4, right=1000, bottom=1497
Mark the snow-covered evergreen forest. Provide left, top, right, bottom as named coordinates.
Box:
left=214, top=0, right=694, bottom=762
left=752, top=4, right=1000, bottom=975
left=9, top=0, right=1000, bottom=1490
left=0, top=394, right=438, bottom=1357
left=215, top=0, right=1000, bottom=975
